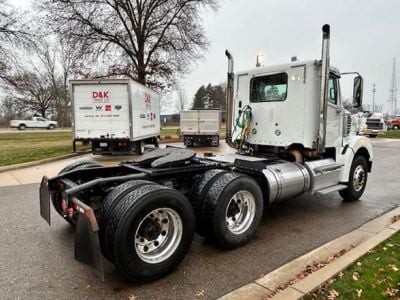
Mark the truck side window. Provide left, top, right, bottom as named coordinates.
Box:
left=250, top=73, right=288, bottom=102
left=328, top=77, right=338, bottom=105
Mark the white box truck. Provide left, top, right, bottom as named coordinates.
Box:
left=70, top=79, right=160, bottom=154
left=180, top=109, right=220, bottom=146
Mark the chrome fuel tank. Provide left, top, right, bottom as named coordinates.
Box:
left=262, top=162, right=310, bottom=203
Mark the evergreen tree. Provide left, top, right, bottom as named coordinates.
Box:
left=192, top=85, right=207, bottom=109
left=192, top=83, right=226, bottom=110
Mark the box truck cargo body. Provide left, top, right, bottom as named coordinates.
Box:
left=71, top=79, right=160, bottom=154
left=180, top=110, right=220, bottom=146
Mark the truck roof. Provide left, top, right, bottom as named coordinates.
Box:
left=69, top=78, right=160, bottom=96
left=237, top=59, right=341, bottom=78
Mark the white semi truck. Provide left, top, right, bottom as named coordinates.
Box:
left=39, top=25, right=373, bottom=282
left=355, top=112, right=387, bottom=137
left=70, top=79, right=160, bottom=154
left=180, top=109, right=220, bottom=146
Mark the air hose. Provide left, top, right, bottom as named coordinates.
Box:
left=232, top=105, right=252, bottom=149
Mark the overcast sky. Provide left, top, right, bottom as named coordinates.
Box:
left=12, top=0, right=400, bottom=114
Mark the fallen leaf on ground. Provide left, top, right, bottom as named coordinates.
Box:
left=196, top=289, right=205, bottom=297
left=389, top=264, right=399, bottom=272
left=356, top=289, right=363, bottom=298
left=376, top=257, right=381, bottom=261
left=383, top=287, right=399, bottom=297
left=338, top=272, right=344, bottom=278
left=387, top=243, right=394, bottom=247
left=327, top=289, right=339, bottom=299
left=357, top=261, right=362, bottom=267
left=383, top=247, right=388, bottom=251
left=391, top=215, right=400, bottom=223
left=352, top=272, right=359, bottom=281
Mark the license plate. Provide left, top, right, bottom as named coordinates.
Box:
left=100, top=142, right=108, bottom=147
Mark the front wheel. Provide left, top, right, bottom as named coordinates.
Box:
left=339, top=155, right=368, bottom=202
left=47, top=124, right=55, bottom=130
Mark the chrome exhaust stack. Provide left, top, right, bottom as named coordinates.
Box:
left=225, top=50, right=236, bottom=148
left=317, top=24, right=330, bottom=153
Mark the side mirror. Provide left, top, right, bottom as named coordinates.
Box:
left=353, top=76, right=363, bottom=107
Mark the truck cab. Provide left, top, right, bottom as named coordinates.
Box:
left=232, top=62, right=348, bottom=150
left=225, top=24, right=372, bottom=197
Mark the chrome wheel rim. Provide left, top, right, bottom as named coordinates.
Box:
left=225, top=190, right=256, bottom=235
left=135, top=208, right=182, bottom=264
left=353, top=165, right=366, bottom=192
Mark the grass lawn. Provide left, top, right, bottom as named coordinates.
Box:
left=306, top=231, right=400, bottom=299
left=0, top=131, right=87, bottom=167
left=0, top=127, right=227, bottom=167
left=384, top=130, right=400, bottom=139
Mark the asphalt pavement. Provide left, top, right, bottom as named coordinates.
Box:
left=0, top=139, right=399, bottom=299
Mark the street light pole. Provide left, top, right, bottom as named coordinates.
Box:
left=372, top=84, right=376, bottom=112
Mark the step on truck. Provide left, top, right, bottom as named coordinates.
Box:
left=180, top=109, right=220, bottom=147
left=71, top=79, right=160, bottom=155
left=39, top=25, right=373, bottom=282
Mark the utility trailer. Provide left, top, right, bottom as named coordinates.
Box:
left=39, top=25, right=373, bottom=282
left=180, top=109, right=220, bottom=146
left=71, top=79, right=160, bottom=155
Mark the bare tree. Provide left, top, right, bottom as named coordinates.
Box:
left=1, top=30, right=83, bottom=125
left=373, top=104, right=384, bottom=113
left=175, top=88, right=188, bottom=112
left=40, top=0, right=218, bottom=89
left=2, top=70, right=54, bottom=117
left=0, top=95, right=27, bottom=122
left=0, top=0, right=31, bottom=73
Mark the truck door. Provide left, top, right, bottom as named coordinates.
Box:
left=326, top=74, right=342, bottom=147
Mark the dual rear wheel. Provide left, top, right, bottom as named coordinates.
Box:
left=191, top=171, right=264, bottom=249
left=101, top=182, right=195, bottom=282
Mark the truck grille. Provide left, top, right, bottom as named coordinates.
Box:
left=366, top=120, right=383, bottom=129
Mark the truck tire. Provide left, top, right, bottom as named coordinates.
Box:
left=18, top=124, right=26, bottom=130
left=136, top=140, right=145, bottom=155
left=201, top=172, right=263, bottom=249
left=339, top=155, right=368, bottom=202
left=394, top=125, right=399, bottom=130
left=51, top=161, right=102, bottom=225
left=369, top=134, right=377, bottom=138
left=154, top=137, right=160, bottom=148
left=190, top=169, right=228, bottom=234
left=213, top=137, right=220, bottom=147
left=106, top=184, right=195, bottom=281
left=99, top=180, right=156, bottom=260
left=58, top=160, right=95, bottom=174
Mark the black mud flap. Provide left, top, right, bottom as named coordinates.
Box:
left=39, top=176, right=51, bottom=225
left=75, top=214, right=104, bottom=281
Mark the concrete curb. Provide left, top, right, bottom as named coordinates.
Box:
left=219, top=206, right=400, bottom=300
left=0, top=151, right=90, bottom=173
